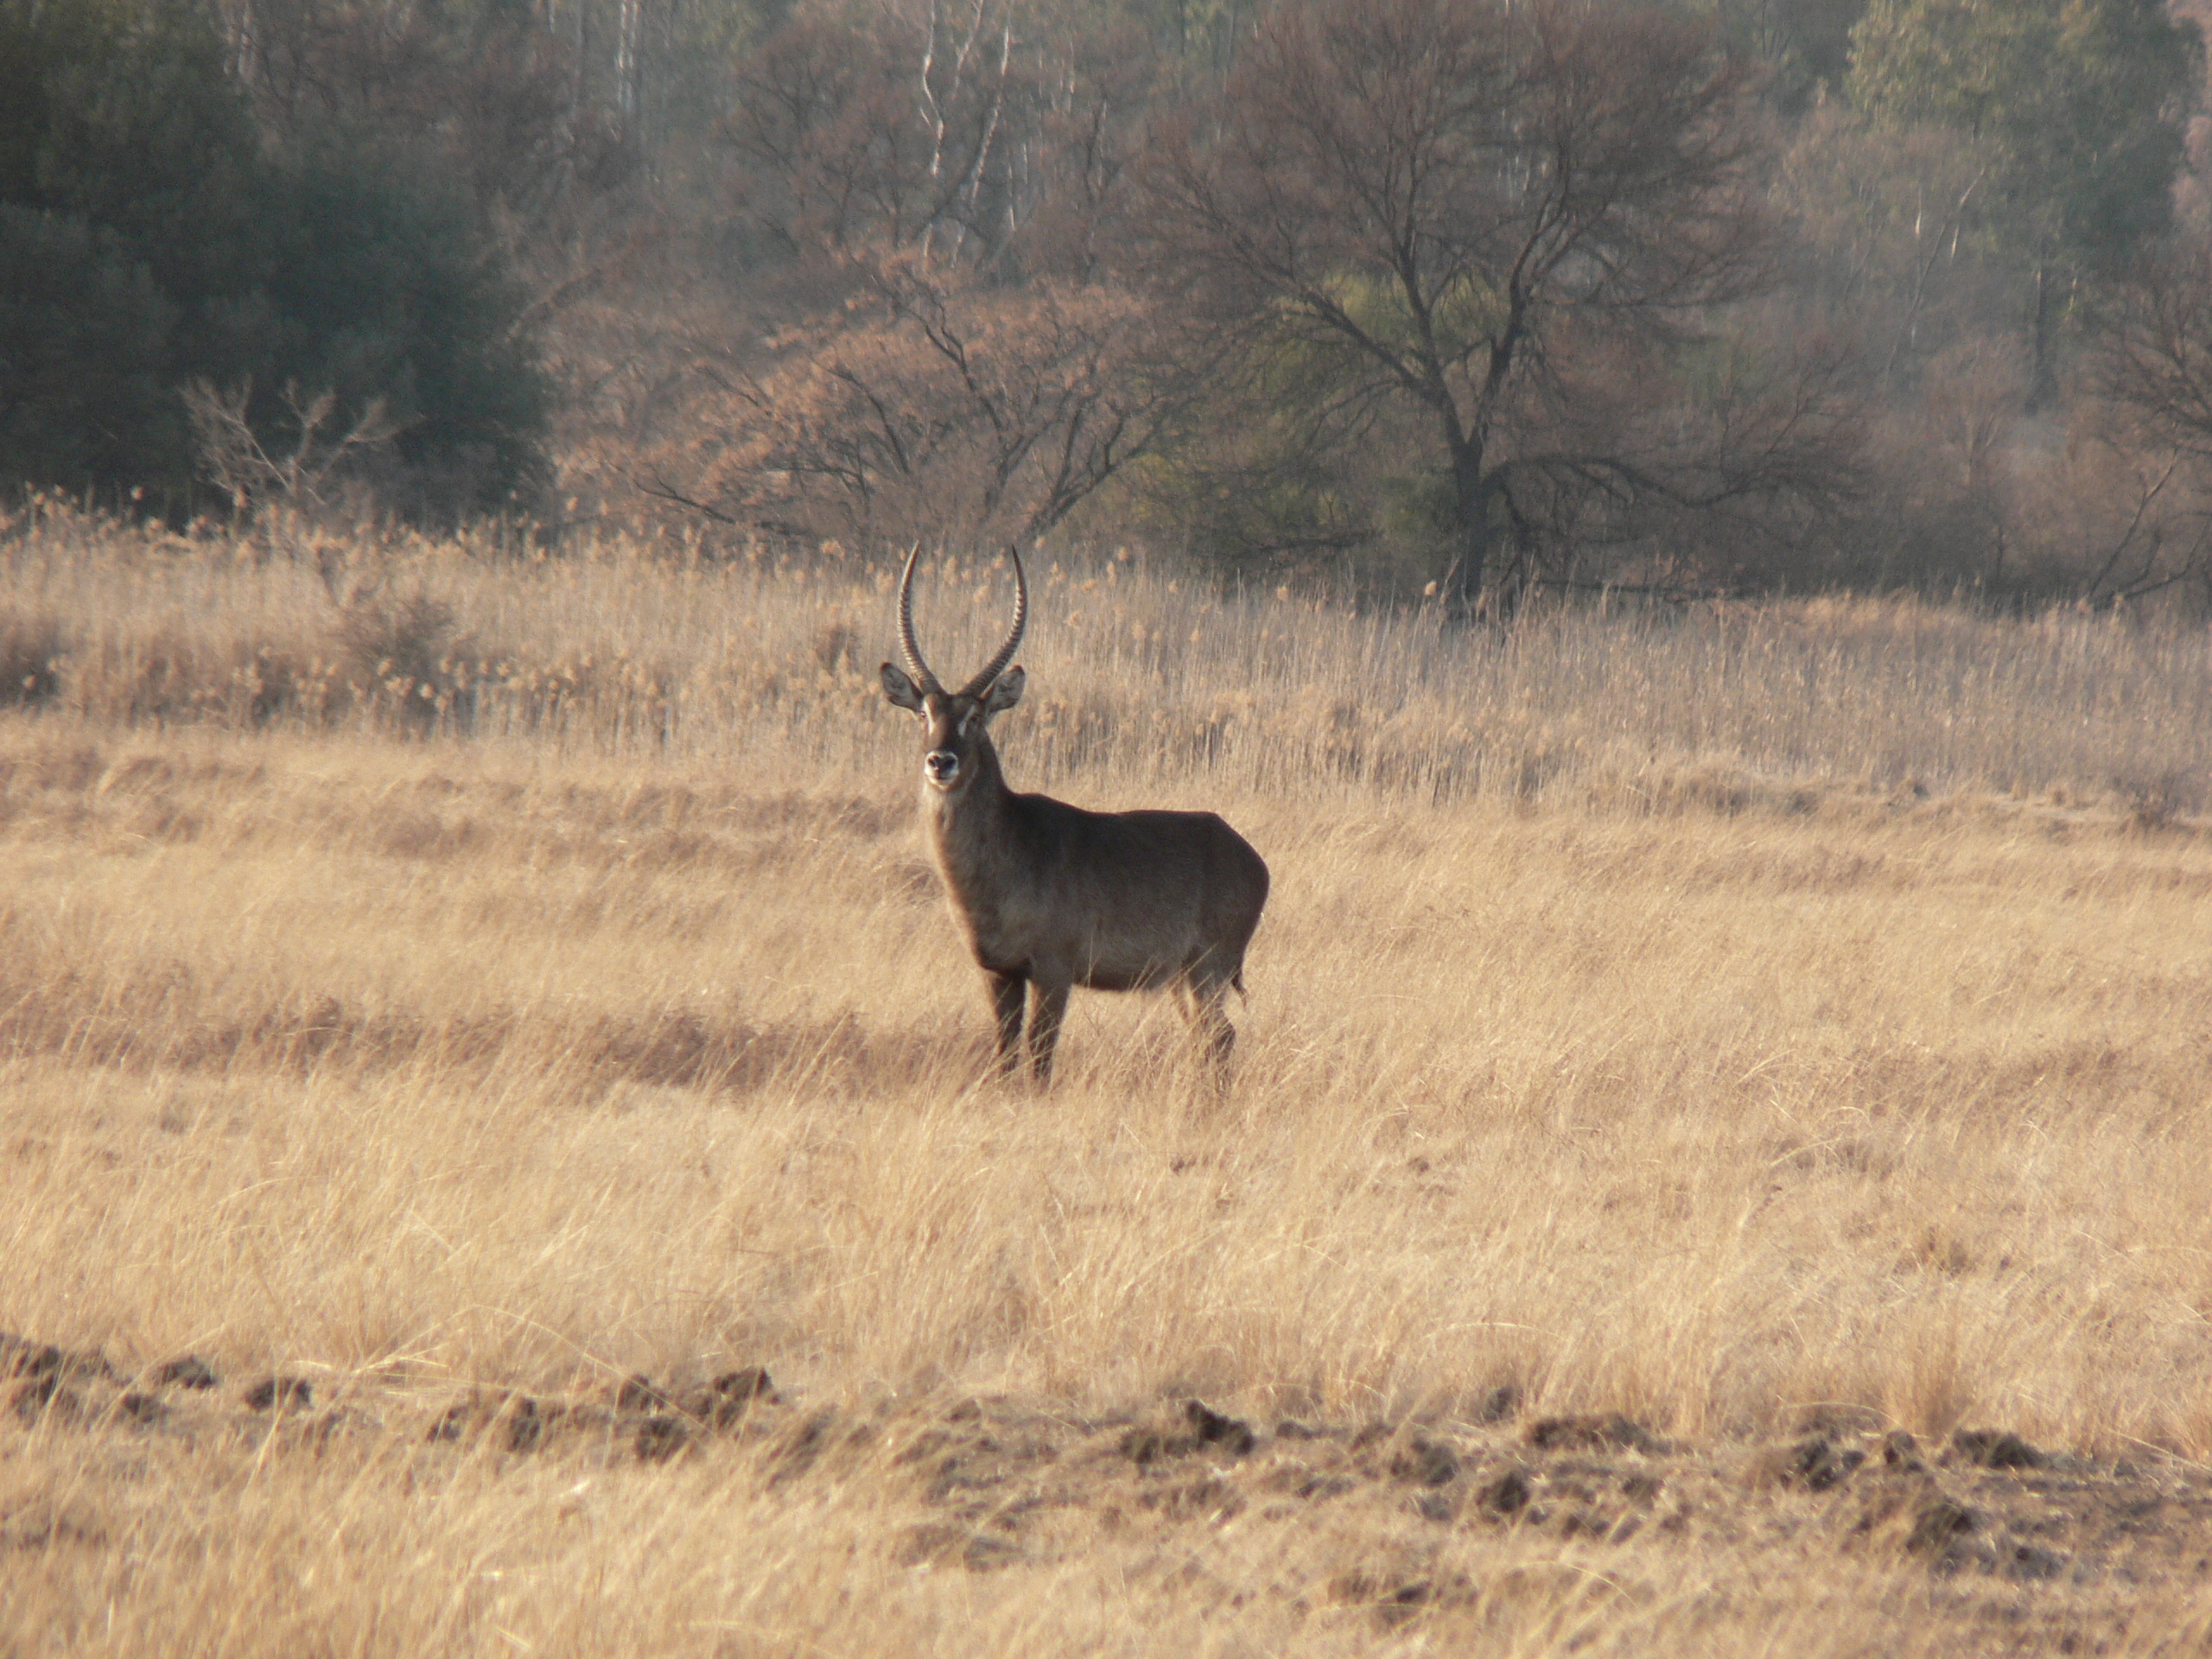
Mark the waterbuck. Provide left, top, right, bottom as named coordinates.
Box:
left=880, top=546, right=1270, bottom=1088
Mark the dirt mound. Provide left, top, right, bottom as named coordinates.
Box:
left=9, top=1328, right=2212, bottom=1648
left=428, top=1367, right=785, bottom=1464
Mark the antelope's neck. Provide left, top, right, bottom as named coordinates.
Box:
left=920, top=745, right=1014, bottom=899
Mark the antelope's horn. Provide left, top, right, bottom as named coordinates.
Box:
left=896, top=542, right=944, bottom=696
left=960, top=544, right=1027, bottom=698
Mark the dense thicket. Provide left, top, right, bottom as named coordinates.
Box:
left=12, top=0, right=2212, bottom=606
left=0, top=0, right=550, bottom=518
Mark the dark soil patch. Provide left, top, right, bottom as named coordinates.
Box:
left=1527, top=1414, right=1668, bottom=1455
left=1389, top=1436, right=1459, bottom=1488
left=1783, top=1434, right=1867, bottom=1491
left=704, top=1368, right=779, bottom=1427
left=634, top=1415, right=690, bottom=1463
left=152, top=1355, right=219, bottom=1390
left=117, top=1391, right=168, bottom=1426
left=245, top=1376, right=313, bottom=1412
left=1, top=1334, right=121, bottom=1387
left=1951, top=1427, right=2046, bottom=1470
left=617, top=1374, right=674, bottom=1412
left=1185, top=1400, right=1255, bottom=1455
left=1904, top=1497, right=1984, bottom=1567
left=13, top=1376, right=81, bottom=1426
left=1479, top=1468, right=1533, bottom=1516
left=418, top=1368, right=782, bottom=1464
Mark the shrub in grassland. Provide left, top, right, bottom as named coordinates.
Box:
left=0, top=607, right=63, bottom=707
left=334, top=588, right=468, bottom=734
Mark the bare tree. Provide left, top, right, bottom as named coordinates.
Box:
left=1135, top=0, right=1857, bottom=612
left=635, top=3, right=1195, bottom=546
left=2059, top=244, right=2212, bottom=607
left=642, top=257, right=1198, bottom=545
left=183, top=376, right=471, bottom=709
left=724, top=3, right=1074, bottom=280
left=182, top=379, right=401, bottom=523
left=2105, top=242, right=2212, bottom=462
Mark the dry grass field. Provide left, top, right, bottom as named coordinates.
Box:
left=3, top=504, right=2211, bottom=1656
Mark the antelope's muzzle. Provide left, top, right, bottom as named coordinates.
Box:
left=924, top=750, right=960, bottom=787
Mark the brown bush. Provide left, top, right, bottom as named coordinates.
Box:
left=0, top=609, right=64, bottom=708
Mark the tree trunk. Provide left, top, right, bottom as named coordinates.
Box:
left=2027, top=255, right=2057, bottom=413
left=1444, top=435, right=1491, bottom=621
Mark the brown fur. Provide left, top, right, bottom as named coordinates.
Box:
left=881, top=670, right=1269, bottom=1089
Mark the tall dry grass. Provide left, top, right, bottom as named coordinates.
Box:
left=3, top=504, right=2210, bottom=1655
left=6, top=499, right=2210, bottom=814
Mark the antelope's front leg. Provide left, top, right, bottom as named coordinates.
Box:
left=1027, top=982, right=1070, bottom=1087
left=986, top=971, right=1027, bottom=1078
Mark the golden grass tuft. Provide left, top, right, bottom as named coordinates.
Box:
left=3, top=506, right=2210, bottom=1654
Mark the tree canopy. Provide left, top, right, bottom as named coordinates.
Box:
left=1848, top=0, right=2201, bottom=265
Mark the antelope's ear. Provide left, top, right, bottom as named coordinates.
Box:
left=983, top=665, right=1025, bottom=715
left=880, top=662, right=925, bottom=712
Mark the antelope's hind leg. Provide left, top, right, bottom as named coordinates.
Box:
left=1183, top=969, right=1237, bottom=1092
left=986, top=971, right=1027, bottom=1080
left=1027, top=982, right=1070, bottom=1087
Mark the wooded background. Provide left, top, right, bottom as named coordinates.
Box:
left=9, top=0, right=2212, bottom=612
